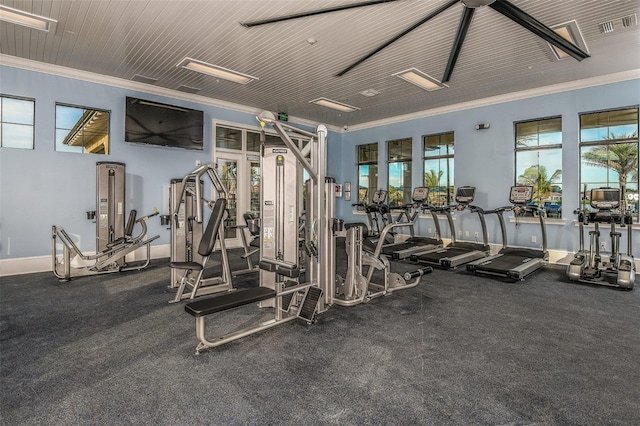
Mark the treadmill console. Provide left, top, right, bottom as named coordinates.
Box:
left=372, top=189, right=388, bottom=204
left=412, top=187, right=429, bottom=203
left=455, top=186, right=475, bottom=204
left=590, top=188, right=620, bottom=211
left=509, top=186, right=533, bottom=205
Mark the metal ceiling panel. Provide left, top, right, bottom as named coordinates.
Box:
left=1, top=0, right=638, bottom=127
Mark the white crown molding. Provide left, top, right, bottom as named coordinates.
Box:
left=349, top=69, right=640, bottom=131
left=2, top=54, right=637, bottom=135
left=0, top=54, right=341, bottom=132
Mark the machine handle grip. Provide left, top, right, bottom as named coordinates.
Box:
left=404, top=267, right=433, bottom=281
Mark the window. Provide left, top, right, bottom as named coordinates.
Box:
left=247, top=130, right=283, bottom=151
left=580, top=107, right=639, bottom=218
left=1, top=95, right=35, bottom=149
left=357, top=143, right=378, bottom=207
left=515, top=116, right=563, bottom=217
left=55, top=104, right=110, bottom=154
left=423, top=132, right=454, bottom=206
left=216, top=125, right=242, bottom=150
left=388, top=138, right=412, bottom=207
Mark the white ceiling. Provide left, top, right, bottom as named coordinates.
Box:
left=1, top=0, right=639, bottom=127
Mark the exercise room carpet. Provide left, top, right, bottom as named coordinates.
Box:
left=1, top=248, right=639, bottom=425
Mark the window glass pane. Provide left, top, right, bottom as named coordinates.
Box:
left=1, top=96, right=35, bottom=149
left=358, top=164, right=378, bottom=206
left=516, top=148, right=563, bottom=212
left=580, top=107, right=638, bottom=218
left=357, top=143, right=379, bottom=208
left=2, top=97, right=34, bottom=125
left=424, top=132, right=454, bottom=156
left=580, top=108, right=639, bottom=142
left=358, top=143, right=377, bottom=163
left=388, top=161, right=412, bottom=207
left=2, top=123, right=34, bottom=149
left=516, top=117, right=562, bottom=148
left=515, top=116, right=563, bottom=216
left=55, top=104, right=110, bottom=154
left=216, top=126, right=242, bottom=150
left=423, top=132, right=454, bottom=205
left=388, top=138, right=412, bottom=161
left=247, top=131, right=261, bottom=152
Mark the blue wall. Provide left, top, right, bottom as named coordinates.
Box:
left=1, top=65, right=638, bottom=261
left=334, top=79, right=640, bottom=255
left=0, top=66, right=339, bottom=259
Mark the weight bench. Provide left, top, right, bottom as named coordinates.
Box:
left=184, top=283, right=323, bottom=353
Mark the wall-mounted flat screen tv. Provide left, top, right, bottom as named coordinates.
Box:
left=125, top=97, right=204, bottom=150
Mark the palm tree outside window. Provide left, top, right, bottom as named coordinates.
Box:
left=580, top=107, right=639, bottom=219
left=423, top=132, right=454, bottom=206
left=515, top=117, right=563, bottom=217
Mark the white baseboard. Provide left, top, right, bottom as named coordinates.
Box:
left=1, top=243, right=638, bottom=277
left=0, top=244, right=171, bottom=277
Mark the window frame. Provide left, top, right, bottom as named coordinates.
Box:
left=1, top=94, right=35, bottom=150
left=423, top=131, right=454, bottom=207
left=514, top=115, right=563, bottom=217
left=578, top=106, right=639, bottom=218
left=55, top=102, right=111, bottom=155
left=356, top=142, right=379, bottom=208
left=387, top=137, right=413, bottom=208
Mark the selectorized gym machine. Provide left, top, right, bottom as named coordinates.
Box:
left=182, top=111, right=331, bottom=353
left=410, top=186, right=491, bottom=269
left=566, top=186, right=635, bottom=289
left=168, top=164, right=234, bottom=302
left=334, top=221, right=431, bottom=306
left=466, top=186, right=548, bottom=281
left=52, top=162, right=160, bottom=281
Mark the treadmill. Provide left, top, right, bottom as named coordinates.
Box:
left=380, top=187, right=443, bottom=259
left=410, top=186, right=491, bottom=269
left=466, top=186, right=549, bottom=281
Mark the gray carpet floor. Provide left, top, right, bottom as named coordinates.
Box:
left=1, top=247, right=639, bottom=425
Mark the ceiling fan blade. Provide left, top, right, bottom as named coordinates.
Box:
left=442, top=6, right=475, bottom=83
left=489, top=0, right=590, bottom=61
left=336, top=0, right=459, bottom=76
left=240, top=0, right=399, bottom=27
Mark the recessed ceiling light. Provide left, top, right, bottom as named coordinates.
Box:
left=548, top=20, right=588, bottom=60
left=177, top=57, right=258, bottom=84
left=0, top=5, right=57, bottom=32
left=310, top=98, right=360, bottom=112
left=393, top=68, right=447, bottom=91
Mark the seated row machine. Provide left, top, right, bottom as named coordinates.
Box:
left=181, top=111, right=331, bottom=353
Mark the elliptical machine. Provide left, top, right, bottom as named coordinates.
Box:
left=567, top=186, right=635, bottom=289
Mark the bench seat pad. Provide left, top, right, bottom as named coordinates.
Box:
left=170, top=261, right=204, bottom=271
left=185, top=287, right=276, bottom=317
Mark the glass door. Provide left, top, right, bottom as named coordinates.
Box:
left=215, top=156, right=240, bottom=242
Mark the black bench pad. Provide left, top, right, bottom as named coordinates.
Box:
left=170, top=261, right=204, bottom=271
left=184, top=287, right=276, bottom=317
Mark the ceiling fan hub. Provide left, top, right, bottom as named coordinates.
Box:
left=462, top=0, right=496, bottom=8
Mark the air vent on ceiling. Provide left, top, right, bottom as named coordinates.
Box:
left=359, top=89, right=380, bottom=97
left=131, top=74, right=158, bottom=84
left=177, top=85, right=201, bottom=94
left=599, top=13, right=637, bottom=33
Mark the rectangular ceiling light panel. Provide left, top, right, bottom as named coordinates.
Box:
left=177, top=57, right=258, bottom=84
left=549, top=20, right=588, bottom=60
left=393, top=68, right=447, bottom=91
left=0, top=5, right=57, bottom=32
left=310, top=98, right=360, bottom=112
